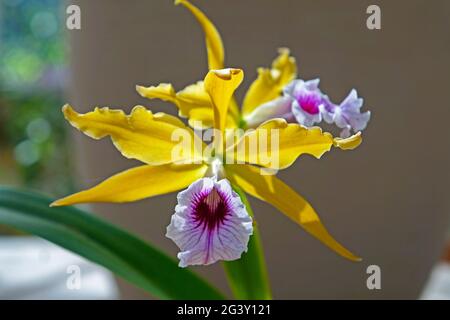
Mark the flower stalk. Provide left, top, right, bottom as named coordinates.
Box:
left=223, top=186, right=272, bottom=300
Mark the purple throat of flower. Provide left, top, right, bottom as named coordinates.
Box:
left=192, top=187, right=230, bottom=234
left=295, top=92, right=322, bottom=115
left=166, top=178, right=253, bottom=267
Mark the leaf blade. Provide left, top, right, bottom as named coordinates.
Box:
left=0, top=187, right=224, bottom=300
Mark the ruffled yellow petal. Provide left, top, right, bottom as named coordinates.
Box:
left=51, top=163, right=208, bottom=206
left=225, top=164, right=361, bottom=262
left=204, top=68, right=243, bottom=138
left=135, top=83, right=178, bottom=105
left=228, top=119, right=332, bottom=169
left=228, top=119, right=363, bottom=169
left=176, top=0, right=224, bottom=70
left=62, top=104, right=204, bottom=165
left=242, top=48, right=297, bottom=117
left=137, top=82, right=208, bottom=119
left=136, top=82, right=238, bottom=129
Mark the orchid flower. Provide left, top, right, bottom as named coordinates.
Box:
left=259, top=80, right=371, bottom=138
left=137, top=0, right=370, bottom=137
left=51, top=0, right=368, bottom=268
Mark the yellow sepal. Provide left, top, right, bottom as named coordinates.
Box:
left=242, top=48, right=297, bottom=116
left=62, top=104, right=204, bottom=165
left=176, top=0, right=224, bottom=70
left=51, top=163, right=208, bottom=206
left=225, top=164, right=361, bottom=262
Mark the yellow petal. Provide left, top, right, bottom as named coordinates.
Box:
left=187, top=107, right=237, bottom=129
left=225, top=164, right=361, bottom=262
left=242, top=48, right=297, bottom=117
left=135, top=83, right=178, bottom=104
left=136, top=82, right=238, bottom=129
left=228, top=96, right=241, bottom=121
left=62, top=104, right=204, bottom=165
left=177, top=81, right=242, bottom=123
left=177, top=81, right=240, bottom=120
left=228, top=119, right=335, bottom=169
left=333, top=132, right=362, bottom=150
left=51, top=163, right=208, bottom=206
left=228, top=119, right=364, bottom=169
left=204, top=68, right=243, bottom=137
left=137, top=82, right=208, bottom=120
left=176, top=0, right=224, bottom=70
left=176, top=81, right=211, bottom=115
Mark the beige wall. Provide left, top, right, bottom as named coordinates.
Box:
left=67, top=0, right=450, bottom=299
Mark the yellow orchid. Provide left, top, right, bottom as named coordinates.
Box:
left=52, top=66, right=361, bottom=265
left=51, top=0, right=371, bottom=268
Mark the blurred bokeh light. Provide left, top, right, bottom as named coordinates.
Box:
left=0, top=0, right=74, bottom=199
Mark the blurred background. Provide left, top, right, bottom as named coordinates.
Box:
left=0, top=0, right=449, bottom=299
left=0, top=0, right=73, bottom=197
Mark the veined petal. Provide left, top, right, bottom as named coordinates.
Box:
left=166, top=177, right=253, bottom=267
left=225, top=164, right=361, bottom=262
left=62, top=104, right=205, bottom=165
left=136, top=82, right=238, bottom=129
left=242, top=48, right=297, bottom=116
left=51, top=163, right=209, bottom=206
left=228, top=119, right=348, bottom=170
left=204, top=68, right=244, bottom=137
left=176, top=0, right=224, bottom=70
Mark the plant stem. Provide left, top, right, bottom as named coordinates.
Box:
left=222, top=186, right=272, bottom=299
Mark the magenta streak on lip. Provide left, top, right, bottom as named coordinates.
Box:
left=295, top=92, right=322, bottom=115
left=190, top=187, right=231, bottom=264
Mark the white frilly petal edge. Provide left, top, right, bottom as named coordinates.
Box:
left=334, top=89, right=371, bottom=137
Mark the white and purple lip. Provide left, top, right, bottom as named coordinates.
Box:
left=166, top=177, right=253, bottom=267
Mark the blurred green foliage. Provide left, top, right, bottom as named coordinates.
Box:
left=0, top=0, right=74, bottom=196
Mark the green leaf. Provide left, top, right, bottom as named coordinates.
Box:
left=0, top=187, right=224, bottom=300
left=223, top=186, right=272, bottom=299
